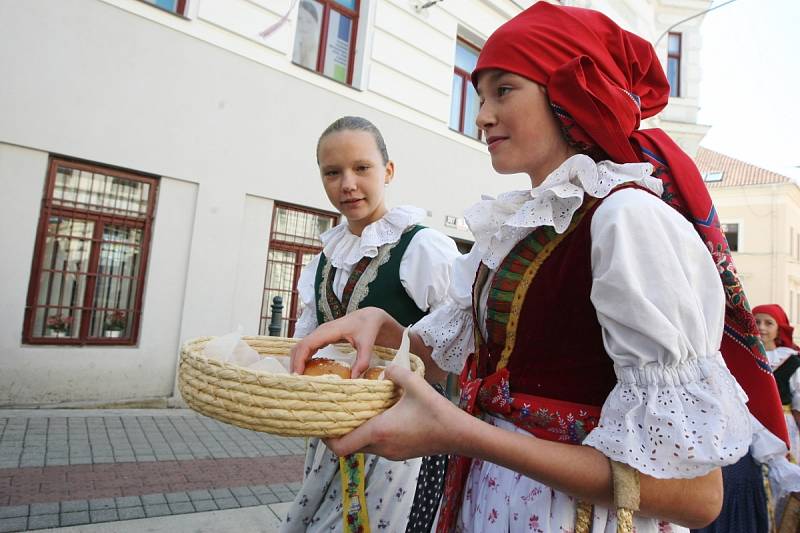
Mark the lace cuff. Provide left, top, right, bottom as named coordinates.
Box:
left=412, top=300, right=474, bottom=374
left=582, top=353, right=751, bottom=479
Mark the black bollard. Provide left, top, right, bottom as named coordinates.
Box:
left=268, top=295, right=284, bottom=337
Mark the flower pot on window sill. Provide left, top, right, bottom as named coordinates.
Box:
left=47, top=330, right=67, bottom=338
left=104, top=330, right=123, bottom=338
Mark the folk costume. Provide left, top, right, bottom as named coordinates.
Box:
left=282, top=205, right=460, bottom=533
left=407, top=4, right=787, bottom=532
left=754, top=304, right=800, bottom=461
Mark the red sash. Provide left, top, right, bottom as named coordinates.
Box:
left=436, top=351, right=601, bottom=532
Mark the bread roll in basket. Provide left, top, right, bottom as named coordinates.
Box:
left=178, top=335, right=425, bottom=437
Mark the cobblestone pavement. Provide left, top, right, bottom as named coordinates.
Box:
left=0, top=410, right=305, bottom=532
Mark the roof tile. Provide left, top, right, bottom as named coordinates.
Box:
left=694, top=147, right=791, bottom=188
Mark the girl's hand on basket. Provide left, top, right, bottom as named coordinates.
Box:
left=323, top=364, right=466, bottom=459
left=290, top=307, right=400, bottom=378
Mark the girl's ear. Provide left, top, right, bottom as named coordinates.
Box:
left=384, top=160, right=395, bottom=185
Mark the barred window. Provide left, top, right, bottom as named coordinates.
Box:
left=260, top=204, right=338, bottom=337
left=23, top=158, right=158, bottom=345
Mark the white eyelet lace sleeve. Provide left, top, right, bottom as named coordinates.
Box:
left=582, top=189, right=751, bottom=479
left=410, top=245, right=481, bottom=374
left=292, top=254, right=320, bottom=339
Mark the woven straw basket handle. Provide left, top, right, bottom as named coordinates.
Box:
left=575, top=460, right=639, bottom=533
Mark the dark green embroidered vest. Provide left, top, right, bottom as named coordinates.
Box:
left=314, top=225, right=427, bottom=327
left=774, top=354, right=800, bottom=406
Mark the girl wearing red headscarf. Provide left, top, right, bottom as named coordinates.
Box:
left=290, top=4, right=787, bottom=532
left=754, top=304, right=800, bottom=460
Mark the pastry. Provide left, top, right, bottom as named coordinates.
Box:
left=303, top=358, right=351, bottom=379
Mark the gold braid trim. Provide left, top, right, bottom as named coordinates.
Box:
left=763, top=464, right=777, bottom=533
left=574, top=499, right=593, bottom=533
left=611, top=460, right=640, bottom=533
left=615, top=509, right=634, bottom=533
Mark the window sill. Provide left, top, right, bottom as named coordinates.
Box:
left=448, top=127, right=484, bottom=144
left=291, top=62, right=359, bottom=91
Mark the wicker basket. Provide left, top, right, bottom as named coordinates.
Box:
left=178, top=335, right=425, bottom=437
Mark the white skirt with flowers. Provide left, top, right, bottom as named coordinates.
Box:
left=455, top=417, right=686, bottom=533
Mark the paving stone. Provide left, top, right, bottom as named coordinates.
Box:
left=60, top=500, right=88, bottom=513
left=209, top=488, right=232, bottom=499
left=60, top=511, right=90, bottom=526
left=116, top=496, right=141, bottom=508
left=88, top=498, right=116, bottom=511
left=29, top=502, right=59, bottom=516
left=256, top=492, right=280, bottom=505
left=117, top=506, right=145, bottom=521
left=26, top=513, right=58, bottom=530
left=90, top=509, right=118, bottom=523
left=0, top=507, right=27, bottom=519
left=144, top=504, right=171, bottom=517
left=230, top=486, right=253, bottom=498
left=249, top=485, right=273, bottom=495
left=165, top=492, right=189, bottom=503
left=168, top=502, right=194, bottom=515
left=235, top=495, right=260, bottom=507
left=214, top=497, right=239, bottom=510
left=141, top=494, right=167, bottom=505
left=187, top=489, right=212, bottom=501
left=0, top=517, right=27, bottom=532
left=192, top=500, right=218, bottom=512
left=274, top=489, right=294, bottom=500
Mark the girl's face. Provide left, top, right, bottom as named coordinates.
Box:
left=475, top=70, right=577, bottom=186
left=755, top=313, right=779, bottom=348
left=318, top=130, right=394, bottom=235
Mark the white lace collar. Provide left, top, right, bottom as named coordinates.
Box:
left=766, top=346, right=798, bottom=370
left=464, top=154, right=661, bottom=269
left=320, top=205, right=426, bottom=268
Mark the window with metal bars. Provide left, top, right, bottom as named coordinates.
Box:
left=260, top=203, right=339, bottom=337
left=292, top=0, right=360, bottom=85
left=23, top=158, right=158, bottom=345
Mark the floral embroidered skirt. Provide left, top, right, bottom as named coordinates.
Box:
left=456, top=417, right=687, bottom=533
left=280, top=438, right=422, bottom=532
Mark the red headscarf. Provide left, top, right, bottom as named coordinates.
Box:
left=753, top=304, right=800, bottom=351
left=471, top=3, right=788, bottom=445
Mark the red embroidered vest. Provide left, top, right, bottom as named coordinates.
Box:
left=437, top=186, right=646, bottom=532
left=479, top=195, right=616, bottom=407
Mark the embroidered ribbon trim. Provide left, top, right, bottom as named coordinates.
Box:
left=339, top=453, right=370, bottom=533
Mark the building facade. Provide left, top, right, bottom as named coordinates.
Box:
left=0, top=0, right=712, bottom=405
left=697, top=147, right=800, bottom=340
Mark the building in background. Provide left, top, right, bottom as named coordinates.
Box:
left=696, top=147, right=800, bottom=340
left=0, top=0, right=713, bottom=406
